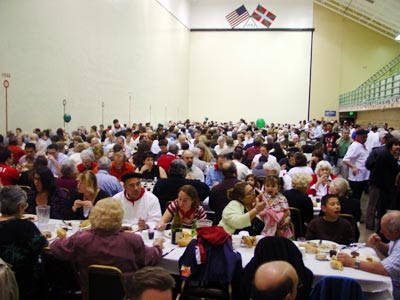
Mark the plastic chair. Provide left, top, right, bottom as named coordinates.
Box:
left=289, top=207, right=304, bottom=238
left=88, top=264, right=125, bottom=300
left=40, top=247, right=81, bottom=300
left=310, top=276, right=364, bottom=300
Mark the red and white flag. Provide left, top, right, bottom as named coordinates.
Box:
left=252, top=4, right=276, bottom=28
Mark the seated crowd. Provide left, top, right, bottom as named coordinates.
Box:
left=0, top=118, right=399, bottom=299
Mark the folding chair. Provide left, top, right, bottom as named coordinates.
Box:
left=40, top=247, right=81, bottom=300
left=289, top=207, right=304, bottom=238
left=88, top=264, right=125, bottom=300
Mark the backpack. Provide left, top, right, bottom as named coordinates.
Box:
left=0, top=257, right=19, bottom=300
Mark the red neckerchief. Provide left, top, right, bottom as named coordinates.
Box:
left=179, top=207, right=195, bottom=221
left=214, top=163, right=220, bottom=171
left=124, top=188, right=145, bottom=206
left=355, top=137, right=367, bottom=149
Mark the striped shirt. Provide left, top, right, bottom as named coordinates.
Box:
left=167, top=200, right=206, bottom=228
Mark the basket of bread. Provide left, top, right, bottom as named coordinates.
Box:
left=177, top=231, right=193, bottom=247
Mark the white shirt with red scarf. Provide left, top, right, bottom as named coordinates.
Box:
left=113, top=188, right=161, bottom=229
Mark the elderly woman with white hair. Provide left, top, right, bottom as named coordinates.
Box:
left=306, top=160, right=336, bottom=197
left=56, top=159, right=78, bottom=193
left=328, top=177, right=361, bottom=240
left=77, top=149, right=98, bottom=174
left=51, top=198, right=164, bottom=300
left=263, top=161, right=292, bottom=191
left=283, top=173, right=314, bottom=234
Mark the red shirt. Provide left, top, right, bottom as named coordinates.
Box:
left=157, top=153, right=178, bottom=173
left=0, top=164, right=20, bottom=185
left=77, top=162, right=98, bottom=174
left=109, top=162, right=135, bottom=182
left=8, top=145, right=26, bottom=165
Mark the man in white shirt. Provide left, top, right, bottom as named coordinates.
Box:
left=232, top=151, right=251, bottom=180
left=343, top=129, right=370, bottom=202
left=47, top=143, right=68, bottom=177
left=113, top=172, right=161, bottom=230
left=251, top=144, right=277, bottom=168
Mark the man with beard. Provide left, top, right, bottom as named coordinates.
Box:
left=182, top=150, right=204, bottom=182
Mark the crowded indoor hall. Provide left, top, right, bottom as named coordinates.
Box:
left=1, top=0, right=400, bottom=300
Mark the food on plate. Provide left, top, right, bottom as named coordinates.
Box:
left=56, top=228, right=67, bottom=238
left=299, top=242, right=319, bottom=254
left=41, top=230, right=52, bottom=239
left=243, top=236, right=257, bottom=248
left=177, top=237, right=192, bottom=247
left=299, top=241, right=338, bottom=254
left=330, top=256, right=343, bottom=271
left=80, top=219, right=91, bottom=228
left=315, top=254, right=327, bottom=260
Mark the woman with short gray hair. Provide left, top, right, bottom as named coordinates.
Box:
left=0, top=185, right=48, bottom=299
left=56, top=159, right=78, bottom=193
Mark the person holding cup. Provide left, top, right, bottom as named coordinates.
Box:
left=0, top=185, right=48, bottom=299
left=51, top=198, right=164, bottom=300
left=26, top=166, right=68, bottom=220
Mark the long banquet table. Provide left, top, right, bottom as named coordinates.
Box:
left=150, top=236, right=393, bottom=300
left=42, top=219, right=393, bottom=300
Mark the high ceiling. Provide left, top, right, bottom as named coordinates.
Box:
left=314, top=0, right=400, bottom=40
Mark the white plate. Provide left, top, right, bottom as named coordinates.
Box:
left=22, top=214, right=37, bottom=222
left=122, top=224, right=140, bottom=232
left=308, top=240, right=339, bottom=251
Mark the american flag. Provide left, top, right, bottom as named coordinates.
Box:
left=252, top=4, right=276, bottom=28
left=225, top=5, right=250, bottom=28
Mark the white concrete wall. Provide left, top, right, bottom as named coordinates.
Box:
left=0, top=0, right=190, bottom=132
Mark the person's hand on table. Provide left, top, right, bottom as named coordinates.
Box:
left=138, top=217, right=148, bottom=230
left=153, top=238, right=164, bottom=248
left=337, top=252, right=355, bottom=267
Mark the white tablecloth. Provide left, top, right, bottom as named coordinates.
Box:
left=40, top=220, right=393, bottom=300
left=152, top=237, right=393, bottom=299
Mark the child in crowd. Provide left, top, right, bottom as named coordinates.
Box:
left=306, top=194, right=355, bottom=245
left=258, top=175, right=292, bottom=238
left=245, top=174, right=261, bottom=190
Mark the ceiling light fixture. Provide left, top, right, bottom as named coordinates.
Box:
left=396, top=34, right=400, bottom=41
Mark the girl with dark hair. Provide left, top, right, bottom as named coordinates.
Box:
left=136, top=152, right=167, bottom=180
left=26, top=166, right=68, bottom=219
left=156, top=185, right=206, bottom=229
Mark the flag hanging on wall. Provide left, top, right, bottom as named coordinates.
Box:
left=252, top=4, right=276, bottom=28
left=225, top=5, right=250, bottom=28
